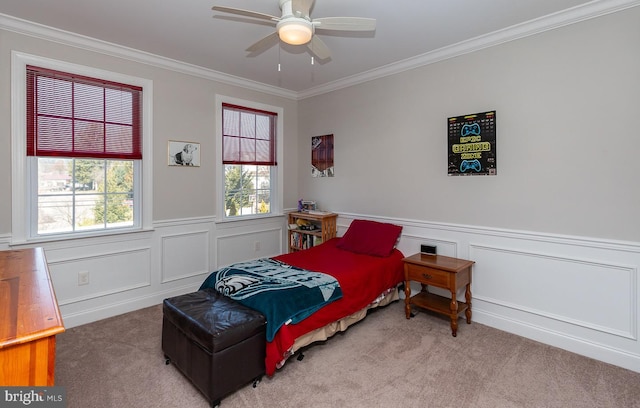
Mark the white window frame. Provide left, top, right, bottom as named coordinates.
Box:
left=215, top=95, right=283, bottom=222
left=11, top=51, right=153, bottom=244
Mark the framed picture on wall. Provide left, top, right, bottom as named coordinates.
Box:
left=311, top=134, right=334, bottom=177
left=168, top=141, right=200, bottom=167
left=447, top=111, right=496, bottom=176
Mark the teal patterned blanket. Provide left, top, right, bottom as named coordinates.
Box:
left=199, top=258, right=342, bottom=341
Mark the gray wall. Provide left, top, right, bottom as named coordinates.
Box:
left=297, top=8, right=640, bottom=243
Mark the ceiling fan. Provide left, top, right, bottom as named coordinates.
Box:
left=212, top=0, right=376, bottom=60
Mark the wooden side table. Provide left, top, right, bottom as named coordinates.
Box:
left=403, top=253, right=474, bottom=337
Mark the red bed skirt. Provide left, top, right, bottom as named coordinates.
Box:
left=265, top=238, right=404, bottom=375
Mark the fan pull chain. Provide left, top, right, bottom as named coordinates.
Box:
left=310, top=39, right=315, bottom=65
left=278, top=42, right=282, bottom=72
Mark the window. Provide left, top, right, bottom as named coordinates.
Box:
left=33, top=158, right=136, bottom=235
left=216, top=97, right=283, bottom=220
left=11, top=52, right=153, bottom=243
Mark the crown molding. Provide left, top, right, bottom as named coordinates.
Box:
left=0, top=13, right=299, bottom=100
left=1, top=0, right=639, bottom=101
left=297, top=0, right=640, bottom=99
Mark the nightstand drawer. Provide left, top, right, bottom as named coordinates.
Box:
left=405, top=263, right=450, bottom=287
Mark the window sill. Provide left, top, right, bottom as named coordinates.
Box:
left=215, top=212, right=285, bottom=225
left=11, top=228, right=155, bottom=248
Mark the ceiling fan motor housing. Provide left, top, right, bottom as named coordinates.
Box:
left=277, top=18, right=313, bottom=45
left=277, top=0, right=313, bottom=45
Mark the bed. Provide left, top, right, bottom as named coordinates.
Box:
left=200, top=219, right=405, bottom=376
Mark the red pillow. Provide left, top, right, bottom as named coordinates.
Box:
left=337, top=219, right=402, bottom=257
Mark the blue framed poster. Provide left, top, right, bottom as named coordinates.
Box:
left=448, top=111, right=496, bottom=176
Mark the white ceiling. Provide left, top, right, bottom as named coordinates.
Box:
left=0, top=0, right=635, bottom=95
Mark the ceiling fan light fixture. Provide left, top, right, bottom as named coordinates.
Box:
left=277, top=20, right=313, bottom=45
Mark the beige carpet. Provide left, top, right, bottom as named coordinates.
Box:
left=55, top=301, right=640, bottom=408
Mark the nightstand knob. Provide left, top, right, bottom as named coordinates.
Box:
left=422, top=273, right=432, bottom=280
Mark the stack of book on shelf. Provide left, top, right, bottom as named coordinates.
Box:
left=289, top=231, right=323, bottom=250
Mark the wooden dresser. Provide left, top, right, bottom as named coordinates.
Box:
left=0, top=248, right=65, bottom=386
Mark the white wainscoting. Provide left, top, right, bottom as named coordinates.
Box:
left=338, top=213, right=640, bottom=373
left=2, top=213, right=638, bottom=373
left=1, top=215, right=286, bottom=329
left=25, top=231, right=160, bottom=328
left=215, top=223, right=284, bottom=268
left=0, top=234, right=11, bottom=250
left=470, top=244, right=636, bottom=340
left=161, top=230, right=210, bottom=283
left=50, top=247, right=152, bottom=305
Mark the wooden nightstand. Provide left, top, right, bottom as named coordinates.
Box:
left=403, top=253, right=474, bottom=337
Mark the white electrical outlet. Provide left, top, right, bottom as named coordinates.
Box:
left=78, top=270, right=90, bottom=286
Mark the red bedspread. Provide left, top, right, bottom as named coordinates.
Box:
left=266, top=238, right=404, bottom=375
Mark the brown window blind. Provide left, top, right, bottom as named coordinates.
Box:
left=222, top=103, right=277, bottom=165
left=26, top=65, right=142, bottom=159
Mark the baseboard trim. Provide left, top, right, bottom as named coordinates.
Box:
left=474, top=310, right=640, bottom=373
left=60, top=283, right=201, bottom=329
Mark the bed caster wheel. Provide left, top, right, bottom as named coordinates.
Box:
left=164, top=356, right=171, bottom=365
left=252, top=376, right=261, bottom=388
left=212, top=400, right=220, bottom=408
left=296, top=352, right=305, bottom=361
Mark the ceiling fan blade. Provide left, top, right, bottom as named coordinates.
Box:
left=291, top=0, right=314, bottom=18
left=307, top=36, right=331, bottom=60
left=313, top=17, right=376, bottom=31
left=246, top=32, right=280, bottom=56
left=212, top=6, right=279, bottom=22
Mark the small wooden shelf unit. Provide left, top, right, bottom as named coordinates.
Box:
left=288, top=212, right=337, bottom=253
left=0, top=248, right=65, bottom=386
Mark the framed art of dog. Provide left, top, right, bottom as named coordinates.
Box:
left=168, top=141, right=200, bottom=166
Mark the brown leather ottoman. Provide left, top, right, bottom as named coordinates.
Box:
left=162, top=288, right=266, bottom=408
